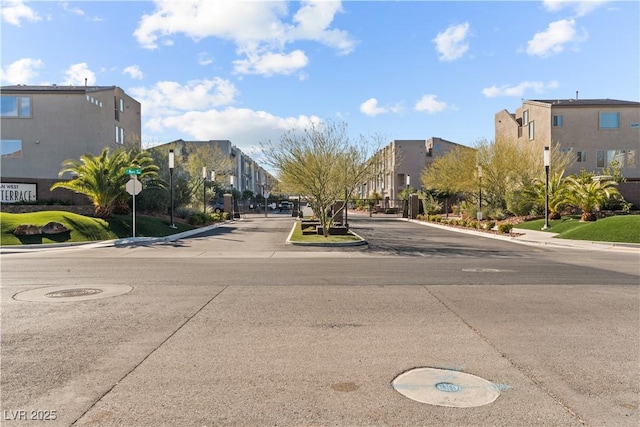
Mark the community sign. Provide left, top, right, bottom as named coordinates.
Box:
left=1, top=182, right=37, bottom=203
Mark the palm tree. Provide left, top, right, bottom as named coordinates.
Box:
left=524, top=170, right=568, bottom=219
left=51, top=147, right=159, bottom=218
left=563, top=175, right=622, bottom=221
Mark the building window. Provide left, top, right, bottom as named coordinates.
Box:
left=115, top=126, right=121, bottom=144
left=607, top=150, right=626, bottom=167
left=528, top=120, right=535, bottom=140
left=523, top=110, right=529, bottom=125
left=552, top=115, right=563, bottom=127
left=628, top=150, right=636, bottom=168
left=1, top=96, right=31, bottom=118
left=577, top=151, right=586, bottom=163
left=119, top=97, right=124, bottom=112
left=1, top=139, right=22, bottom=157
left=599, top=112, right=620, bottom=129
left=597, top=149, right=627, bottom=168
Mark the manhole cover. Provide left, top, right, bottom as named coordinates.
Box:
left=14, top=285, right=133, bottom=302
left=45, top=288, right=103, bottom=298
left=392, top=367, right=500, bottom=408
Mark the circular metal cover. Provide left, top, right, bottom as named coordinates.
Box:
left=14, top=285, right=133, bottom=302
left=392, top=367, right=500, bottom=408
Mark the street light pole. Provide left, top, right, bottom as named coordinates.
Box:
left=169, top=149, right=176, bottom=228
left=230, top=175, right=235, bottom=219
left=543, top=146, right=551, bottom=230
left=406, top=174, right=411, bottom=219
left=202, top=166, right=207, bottom=215
left=477, top=165, right=483, bottom=220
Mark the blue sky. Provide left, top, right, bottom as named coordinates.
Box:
left=2, top=0, right=639, bottom=159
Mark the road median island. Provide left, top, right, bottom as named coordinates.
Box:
left=287, top=220, right=367, bottom=246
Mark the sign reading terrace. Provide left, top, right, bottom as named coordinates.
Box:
left=0, top=182, right=37, bottom=203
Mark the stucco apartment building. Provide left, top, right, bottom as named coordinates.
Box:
left=495, top=98, right=640, bottom=206
left=363, top=137, right=466, bottom=206
left=153, top=139, right=277, bottom=197
left=1, top=85, right=141, bottom=203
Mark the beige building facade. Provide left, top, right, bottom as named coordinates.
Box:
left=364, top=137, right=465, bottom=205
left=495, top=98, right=640, bottom=205
left=1, top=85, right=141, bottom=203
left=153, top=139, right=277, bottom=197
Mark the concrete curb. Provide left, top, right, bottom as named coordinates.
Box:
left=404, top=218, right=640, bottom=252
left=286, top=221, right=368, bottom=247
left=0, top=221, right=232, bottom=254
left=113, top=221, right=229, bottom=246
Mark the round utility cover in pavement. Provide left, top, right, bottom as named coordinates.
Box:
left=392, top=367, right=500, bottom=408
left=14, top=285, right=133, bottom=302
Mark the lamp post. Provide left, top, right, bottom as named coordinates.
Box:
left=477, top=165, right=483, bottom=220
left=542, top=146, right=551, bottom=230
left=230, top=175, right=235, bottom=219
left=406, top=174, right=411, bottom=219
left=169, top=149, right=176, bottom=228
left=202, top=166, right=207, bottom=215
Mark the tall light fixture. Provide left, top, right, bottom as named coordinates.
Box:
left=477, top=165, right=483, bottom=220
left=202, top=166, right=207, bottom=215
left=406, top=174, right=411, bottom=219
left=169, top=149, right=176, bottom=228
left=542, top=146, right=551, bottom=230
left=230, top=175, right=236, bottom=219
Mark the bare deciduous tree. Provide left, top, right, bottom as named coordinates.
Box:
left=263, top=121, right=379, bottom=237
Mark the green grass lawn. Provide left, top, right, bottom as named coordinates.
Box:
left=289, top=221, right=363, bottom=244
left=1, top=211, right=196, bottom=246
left=513, top=215, right=640, bottom=244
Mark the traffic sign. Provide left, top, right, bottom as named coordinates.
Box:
left=125, top=168, right=142, bottom=175
left=126, top=178, right=142, bottom=195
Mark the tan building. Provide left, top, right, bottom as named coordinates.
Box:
left=364, top=137, right=466, bottom=206
left=153, top=139, right=277, bottom=196
left=1, top=85, right=141, bottom=203
left=495, top=98, right=640, bottom=205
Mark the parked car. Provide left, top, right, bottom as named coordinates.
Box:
left=208, top=200, right=225, bottom=213
left=279, top=201, right=292, bottom=211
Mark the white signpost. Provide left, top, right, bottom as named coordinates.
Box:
left=125, top=170, right=143, bottom=237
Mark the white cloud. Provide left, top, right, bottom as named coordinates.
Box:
left=133, top=0, right=355, bottom=76
left=233, top=50, right=308, bottom=76
left=359, top=98, right=402, bottom=117
left=1, top=0, right=41, bottom=26
left=145, top=107, right=322, bottom=153
left=526, top=19, right=586, bottom=57
left=197, top=52, right=213, bottom=66
left=288, top=0, right=355, bottom=55
left=433, top=22, right=470, bottom=62
left=132, top=77, right=324, bottom=152
left=61, top=2, right=85, bottom=17
left=414, top=95, right=447, bottom=113
left=62, top=63, right=96, bottom=86
left=123, top=65, right=144, bottom=80
left=542, top=0, right=610, bottom=17
left=129, top=78, right=238, bottom=118
left=0, top=58, right=43, bottom=84
left=482, top=80, right=560, bottom=98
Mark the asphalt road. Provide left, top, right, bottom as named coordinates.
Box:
left=1, top=214, right=638, bottom=426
